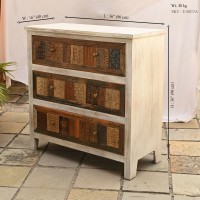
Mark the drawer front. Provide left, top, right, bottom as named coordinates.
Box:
left=32, top=36, right=125, bottom=76
left=33, top=71, right=125, bottom=116
left=34, top=106, right=124, bottom=155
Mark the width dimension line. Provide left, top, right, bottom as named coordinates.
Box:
left=17, top=17, right=55, bottom=24
left=65, top=16, right=165, bottom=25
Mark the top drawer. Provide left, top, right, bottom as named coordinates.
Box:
left=32, top=36, right=125, bottom=76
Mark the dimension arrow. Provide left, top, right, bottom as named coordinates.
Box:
left=65, top=16, right=165, bottom=25
left=17, top=17, right=55, bottom=24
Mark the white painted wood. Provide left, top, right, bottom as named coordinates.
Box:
left=32, top=64, right=126, bottom=85
left=25, top=23, right=165, bottom=39
left=33, top=99, right=126, bottom=124
left=27, top=23, right=165, bottom=180
left=33, top=132, right=124, bottom=163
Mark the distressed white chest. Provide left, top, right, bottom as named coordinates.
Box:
left=26, top=23, right=165, bottom=180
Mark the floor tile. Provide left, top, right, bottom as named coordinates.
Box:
left=0, top=187, right=18, bottom=200
left=171, top=156, right=200, bottom=175
left=173, top=173, right=200, bottom=196
left=0, top=149, right=41, bottom=166
left=122, top=192, right=170, bottom=200
left=170, top=141, right=200, bottom=156
left=123, top=171, right=169, bottom=193
left=24, top=167, right=75, bottom=189
left=68, top=189, right=118, bottom=200
left=17, top=95, right=29, bottom=104
left=0, top=166, right=30, bottom=187
left=0, top=112, right=29, bottom=123
left=7, top=95, right=21, bottom=103
left=0, top=134, right=15, bottom=147
left=38, top=151, right=83, bottom=168
left=0, top=122, right=26, bottom=133
left=8, top=86, right=28, bottom=95
left=2, top=103, right=29, bottom=113
left=21, top=124, right=29, bottom=135
left=15, top=187, right=66, bottom=200
left=167, top=119, right=199, bottom=129
left=168, top=129, right=200, bottom=141
left=82, top=154, right=123, bottom=169
left=8, top=135, right=48, bottom=150
left=138, top=154, right=168, bottom=172
left=74, top=168, right=121, bottom=190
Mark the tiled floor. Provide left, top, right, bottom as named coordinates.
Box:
left=0, top=81, right=200, bottom=200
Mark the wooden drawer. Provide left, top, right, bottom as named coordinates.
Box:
left=33, top=71, right=125, bottom=116
left=32, top=36, right=125, bottom=76
left=34, top=105, right=124, bottom=155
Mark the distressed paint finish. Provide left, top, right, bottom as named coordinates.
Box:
left=27, top=23, right=165, bottom=180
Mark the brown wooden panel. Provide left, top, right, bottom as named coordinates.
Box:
left=65, top=81, right=75, bottom=101
left=83, top=46, right=97, bottom=66
left=96, top=48, right=109, bottom=68
left=68, top=118, right=80, bottom=139
left=47, top=113, right=59, bottom=133
left=63, top=44, right=71, bottom=63
left=79, top=120, right=89, bottom=143
left=54, top=80, right=65, bottom=99
left=59, top=117, right=68, bottom=138
left=36, top=77, right=49, bottom=96
left=45, top=42, right=63, bottom=63
left=36, top=111, right=47, bottom=132
left=89, top=122, right=97, bottom=143
left=86, top=85, right=105, bottom=107
left=97, top=124, right=107, bottom=146
left=74, top=83, right=86, bottom=105
left=105, top=88, right=120, bottom=110
left=70, top=45, right=83, bottom=65
left=107, top=126, right=119, bottom=148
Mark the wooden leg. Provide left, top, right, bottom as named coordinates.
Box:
left=124, top=159, right=138, bottom=180
left=153, top=148, right=161, bottom=164
left=31, top=137, right=39, bottom=150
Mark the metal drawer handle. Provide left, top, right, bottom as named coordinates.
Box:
left=93, top=52, right=98, bottom=57
left=93, top=93, right=98, bottom=98
left=49, top=85, right=55, bottom=90
left=49, top=48, right=55, bottom=52
left=93, top=131, right=97, bottom=136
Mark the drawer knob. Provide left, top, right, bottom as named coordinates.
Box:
left=49, top=85, right=55, bottom=90
left=93, top=93, right=98, bottom=98
left=93, top=131, right=97, bottom=136
left=50, top=122, right=55, bottom=125
left=93, top=52, right=98, bottom=57
left=49, top=48, right=55, bottom=52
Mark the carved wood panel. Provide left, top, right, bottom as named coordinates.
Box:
left=32, top=36, right=125, bottom=76
left=34, top=106, right=124, bottom=154
left=33, top=71, right=125, bottom=116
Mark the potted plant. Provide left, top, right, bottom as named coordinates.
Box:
left=0, top=62, right=14, bottom=106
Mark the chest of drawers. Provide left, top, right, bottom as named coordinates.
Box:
left=26, top=23, right=165, bottom=180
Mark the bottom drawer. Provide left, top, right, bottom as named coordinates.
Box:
left=33, top=105, right=124, bottom=155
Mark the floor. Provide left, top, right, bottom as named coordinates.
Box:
left=0, top=81, right=200, bottom=200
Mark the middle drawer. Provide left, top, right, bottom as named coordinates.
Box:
left=33, top=71, right=125, bottom=116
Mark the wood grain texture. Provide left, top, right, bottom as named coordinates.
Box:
left=28, top=25, right=165, bottom=179
left=47, top=113, right=59, bottom=133
left=32, top=35, right=126, bottom=76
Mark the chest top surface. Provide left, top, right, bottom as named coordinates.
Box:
left=25, top=23, right=165, bottom=39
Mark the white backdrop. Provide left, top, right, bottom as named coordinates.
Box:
left=0, top=0, right=199, bottom=122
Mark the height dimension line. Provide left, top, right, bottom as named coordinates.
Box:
left=65, top=16, right=165, bottom=25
